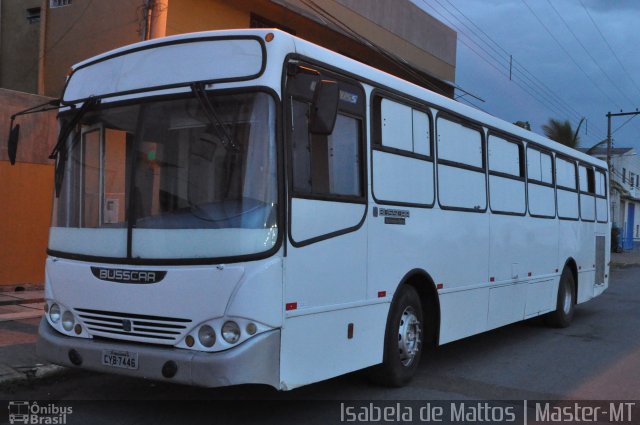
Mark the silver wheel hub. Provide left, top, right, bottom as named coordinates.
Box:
left=563, top=285, right=573, bottom=315
left=398, top=306, right=422, bottom=366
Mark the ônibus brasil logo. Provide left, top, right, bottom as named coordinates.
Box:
left=8, top=401, right=72, bottom=424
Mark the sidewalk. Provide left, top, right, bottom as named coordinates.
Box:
left=0, top=287, right=65, bottom=387
left=610, top=251, right=640, bottom=268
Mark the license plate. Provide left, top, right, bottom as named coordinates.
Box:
left=101, top=350, right=139, bottom=370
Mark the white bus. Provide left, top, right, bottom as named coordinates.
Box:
left=33, top=29, right=610, bottom=390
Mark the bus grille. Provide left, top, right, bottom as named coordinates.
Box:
left=75, top=308, right=192, bottom=344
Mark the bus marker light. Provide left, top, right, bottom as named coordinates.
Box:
left=74, top=324, right=82, bottom=335
left=490, top=277, right=495, bottom=282
left=185, top=335, right=194, bottom=347
left=555, top=269, right=559, bottom=273
left=528, top=272, right=532, bottom=277
left=286, top=302, right=297, bottom=311
left=436, top=283, right=443, bottom=290
left=246, top=323, right=257, bottom=335
left=347, top=323, right=354, bottom=339
left=265, top=33, right=275, bottom=42
left=377, top=291, right=386, bottom=298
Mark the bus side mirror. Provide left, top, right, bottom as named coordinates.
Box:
left=310, top=80, right=339, bottom=135
left=7, top=122, right=20, bottom=165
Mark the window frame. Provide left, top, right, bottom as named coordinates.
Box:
left=285, top=66, right=367, bottom=205
left=487, top=131, right=526, bottom=216
left=525, top=143, right=556, bottom=219
left=435, top=111, right=487, bottom=213
left=369, top=89, right=435, bottom=209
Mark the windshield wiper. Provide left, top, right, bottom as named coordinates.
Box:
left=190, top=83, right=238, bottom=151
left=51, top=97, right=99, bottom=197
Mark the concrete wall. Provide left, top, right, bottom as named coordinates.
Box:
left=0, top=89, right=57, bottom=286
left=0, top=0, right=42, bottom=93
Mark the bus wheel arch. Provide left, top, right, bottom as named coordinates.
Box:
left=371, top=269, right=440, bottom=387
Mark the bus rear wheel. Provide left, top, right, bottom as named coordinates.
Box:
left=546, top=268, right=575, bottom=328
left=371, top=285, right=423, bottom=387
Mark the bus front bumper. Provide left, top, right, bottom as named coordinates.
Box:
left=36, top=318, right=281, bottom=388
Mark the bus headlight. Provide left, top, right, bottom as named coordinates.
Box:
left=198, top=325, right=216, bottom=347
left=222, top=321, right=240, bottom=344
left=62, top=311, right=75, bottom=331
left=49, top=304, right=61, bottom=323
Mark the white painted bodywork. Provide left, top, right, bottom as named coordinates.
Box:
left=43, top=29, right=610, bottom=391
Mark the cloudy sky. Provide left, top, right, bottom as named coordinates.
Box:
left=415, top=0, right=640, bottom=151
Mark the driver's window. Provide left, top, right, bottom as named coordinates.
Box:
left=291, top=100, right=363, bottom=198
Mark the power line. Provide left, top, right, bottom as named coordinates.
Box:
left=520, top=0, right=625, bottom=113
left=419, top=0, right=604, bottom=145
left=544, top=0, right=639, bottom=109
left=578, top=0, right=640, bottom=99
left=439, top=0, right=588, bottom=127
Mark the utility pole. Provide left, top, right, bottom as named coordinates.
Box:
left=606, top=109, right=640, bottom=173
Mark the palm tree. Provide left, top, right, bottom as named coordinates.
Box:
left=542, top=118, right=584, bottom=148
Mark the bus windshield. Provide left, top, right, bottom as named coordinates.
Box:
left=49, top=90, right=278, bottom=260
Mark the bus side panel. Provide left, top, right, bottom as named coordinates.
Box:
left=439, top=288, right=490, bottom=344
left=279, top=303, right=388, bottom=389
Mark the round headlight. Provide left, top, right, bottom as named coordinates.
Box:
left=222, top=321, right=241, bottom=344
left=198, top=325, right=216, bottom=347
left=49, top=304, right=61, bottom=323
left=62, top=311, right=75, bottom=331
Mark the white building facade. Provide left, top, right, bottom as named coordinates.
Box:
left=582, top=147, right=640, bottom=250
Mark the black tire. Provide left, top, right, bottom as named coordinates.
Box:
left=545, top=268, right=575, bottom=328
left=370, top=285, right=423, bottom=387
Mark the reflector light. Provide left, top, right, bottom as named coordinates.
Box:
left=377, top=291, right=386, bottom=298
left=490, top=277, right=495, bottom=282
left=436, top=283, right=444, bottom=289
left=285, top=302, right=297, bottom=311
left=528, top=272, right=532, bottom=277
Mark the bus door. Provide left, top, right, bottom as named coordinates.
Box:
left=283, top=63, right=368, bottom=310
left=279, top=63, right=377, bottom=387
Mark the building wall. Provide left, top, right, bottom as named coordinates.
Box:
left=0, top=89, right=58, bottom=286
left=41, top=0, right=143, bottom=97
left=42, top=0, right=457, bottom=98
left=0, top=0, right=42, bottom=93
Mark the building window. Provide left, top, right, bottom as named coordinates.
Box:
left=26, top=7, right=41, bottom=24
left=636, top=225, right=639, bottom=238
left=631, top=172, right=635, bottom=188
left=50, top=0, right=72, bottom=8
left=623, top=167, right=627, bottom=183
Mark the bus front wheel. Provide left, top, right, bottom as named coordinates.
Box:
left=371, top=285, right=423, bottom=387
left=546, top=268, right=575, bottom=328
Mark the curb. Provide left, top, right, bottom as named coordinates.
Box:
left=610, top=263, right=640, bottom=269
left=0, top=364, right=66, bottom=387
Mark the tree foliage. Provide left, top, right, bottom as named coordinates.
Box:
left=542, top=118, right=580, bottom=148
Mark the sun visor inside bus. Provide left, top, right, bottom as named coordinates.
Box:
left=62, top=37, right=265, bottom=103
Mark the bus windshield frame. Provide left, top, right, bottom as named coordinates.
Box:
left=48, top=88, right=282, bottom=264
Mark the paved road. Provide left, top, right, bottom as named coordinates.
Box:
left=1, top=267, right=639, bottom=424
